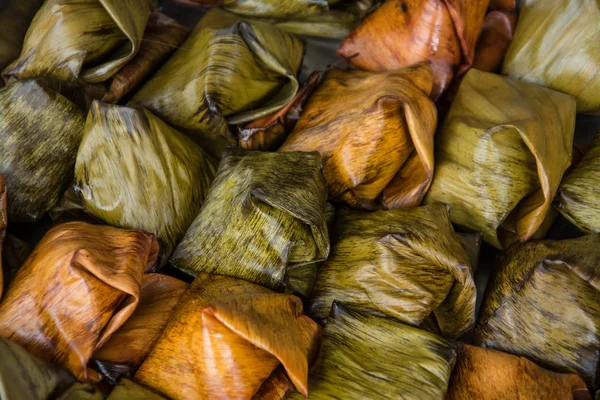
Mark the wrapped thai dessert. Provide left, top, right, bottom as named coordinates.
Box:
left=134, top=273, right=322, bottom=400
left=473, top=0, right=518, bottom=72
left=239, top=70, right=324, bottom=151
left=3, top=0, right=151, bottom=86
left=130, top=9, right=305, bottom=156
left=446, top=343, right=591, bottom=400
left=0, top=338, right=75, bottom=400
left=75, top=102, right=216, bottom=262
left=279, top=64, right=436, bottom=210
left=289, top=302, right=456, bottom=400
left=92, top=274, right=189, bottom=383
left=0, top=222, right=159, bottom=382
left=0, top=80, right=84, bottom=221
left=171, top=150, right=329, bottom=291
left=502, top=0, right=600, bottom=114
left=0, top=0, right=44, bottom=75
left=310, top=203, right=476, bottom=339
left=57, top=383, right=103, bottom=400
left=474, top=234, right=600, bottom=389
left=106, top=379, right=166, bottom=400
left=557, top=134, right=600, bottom=233
left=337, top=0, right=489, bottom=99
left=424, top=69, right=576, bottom=249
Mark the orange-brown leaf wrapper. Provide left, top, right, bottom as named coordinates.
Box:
left=472, top=0, right=517, bottom=73
left=102, top=12, right=189, bottom=103
left=337, top=0, right=489, bottom=99
left=279, top=64, right=436, bottom=210
left=0, top=221, right=159, bottom=382
left=446, top=343, right=591, bottom=400
left=92, top=273, right=189, bottom=380
left=135, top=273, right=319, bottom=400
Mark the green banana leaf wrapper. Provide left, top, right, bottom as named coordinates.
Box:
left=56, top=383, right=103, bottom=400
left=474, top=234, right=600, bottom=389
left=0, top=0, right=44, bottom=77
left=556, top=133, right=600, bottom=233
left=502, top=0, right=600, bottom=114
left=75, top=102, right=217, bottom=263
left=309, top=203, right=476, bottom=339
left=289, top=302, right=456, bottom=400
left=0, top=80, right=84, bottom=222
left=106, top=379, right=165, bottom=400
left=3, top=0, right=151, bottom=86
left=130, top=9, right=304, bottom=157
left=424, top=68, right=576, bottom=249
left=0, top=337, right=75, bottom=400
left=171, top=149, right=329, bottom=291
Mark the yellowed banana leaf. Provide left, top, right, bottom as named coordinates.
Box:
left=424, top=69, right=575, bottom=249
left=502, top=0, right=600, bottom=114
left=0, top=338, right=75, bottom=400
left=75, top=102, right=216, bottom=263
left=0, top=0, right=44, bottom=76
left=130, top=9, right=304, bottom=157
left=266, top=12, right=357, bottom=39
left=57, top=383, right=104, bottom=400
left=289, top=302, right=456, bottom=400
left=279, top=64, right=436, bottom=211
left=457, top=232, right=483, bottom=273
left=3, top=0, right=150, bottom=85
left=239, top=70, right=324, bottom=151
left=0, top=222, right=159, bottom=382
left=0, top=80, right=84, bottom=222
left=557, top=133, right=600, bottom=233
left=102, top=12, right=190, bottom=103
left=309, top=203, right=475, bottom=338
left=135, top=273, right=321, bottom=399
left=92, top=273, right=189, bottom=382
left=446, top=343, right=591, bottom=400
left=171, top=150, right=329, bottom=290
left=107, top=379, right=166, bottom=400
left=474, top=234, right=600, bottom=389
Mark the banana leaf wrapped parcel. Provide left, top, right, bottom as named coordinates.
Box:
left=0, top=175, right=7, bottom=301
left=0, top=222, right=159, bottom=382
left=279, top=64, right=436, bottom=210
left=75, top=102, right=216, bottom=263
left=424, top=69, right=576, bottom=249
left=130, top=9, right=304, bottom=157
left=57, top=383, right=104, bottom=400
left=0, top=0, right=44, bottom=75
left=446, top=343, right=591, bottom=400
left=557, top=133, right=600, bottom=233
left=310, top=203, right=476, bottom=339
left=3, top=0, right=151, bottom=87
left=134, top=273, right=322, bottom=399
left=0, top=338, right=75, bottom=400
left=106, top=379, right=166, bottom=400
left=0, top=80, right=84, bottom=222
left=290, top=302, right=456, bottom=400
left=502, top=0, right=600, bottom=114
left=474, top=234, right=600, bottom=389
left=92, top=274, right=189, bottom=383
left=171, top=150, right=329, bottom=291
left=337, top=0, right=489, bottom=99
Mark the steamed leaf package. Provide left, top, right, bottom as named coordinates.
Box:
left=57, top=383, right=104, bottom=400
left=474, top=234, right=600, bottom=389
left=130, top=9, right=304, bottom=157
left=424, top=69, right=575, bottom=249
left=310, top=203, right=476, bottom=339
left=0, top=0, right=44, bottom=75
left=502, top=0, right=600, bottom=113
left=0, top=80, right=84, bottom=221
left=279, top=64, right=436, bottom=210
left=337, top=0, right=489, bottom=99
left=134, top=273, right=321, bottom=399
left=92, top=274, right=189, bottom=382
left=0, top=222, right=159, bottom=382
left=0, top=338, right=75, bottom=400
left=0, top=175, right=6, bottom=301
left=107, top=379, right=166, bottom=400
left=171, top=150, right=329, bottom=291
left=557, top=133, right=600, bottom=233
left=75, top=102, right=216, bottom=262
left=290, top=302, right=456, bottom=400
left=3, top=0, right=150, bottom=86
left=472, top=0, right=518, bottom=72
left=446, top=343, right=591, bottom=400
